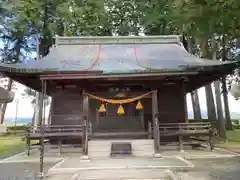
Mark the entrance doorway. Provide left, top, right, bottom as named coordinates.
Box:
left=95, top=103, right=144, bottom=133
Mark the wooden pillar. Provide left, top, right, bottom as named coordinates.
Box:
left=83, top=91, right=89, bottom=126
left=83, top=91, right=89, bottom=155
left=182, top=79, right=188, bottom=122
left=39, top=126, right=44, bottom=177
left=38, top=80, right=46, bottom=125
left=43, top=80, right=47, bottom=125
left=140, top=109, right=144, bottom=129
left=39, top=79, right=46, bottom=177
left=96, top=109, right=99, bottom=126
left=152, top=90, right=161, bottom=156
left=148, top=121, right=152, bottom=139
left=81, top=90, right=89, bottom=160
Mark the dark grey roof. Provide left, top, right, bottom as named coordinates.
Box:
left=0, top=36, right=238, bottom=74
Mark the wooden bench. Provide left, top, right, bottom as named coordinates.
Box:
left=156, top=122, right=214, bottom=151
left=25, top=125, right=88, bottom=156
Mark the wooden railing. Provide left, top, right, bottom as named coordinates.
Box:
left=150, top=122, right=214, bottom=151
left=25, top=124, right=91, bottom=155
left=26, top=125, right=85, bottom=134
left=25, top=123, right=90, bottom=177
left=25, top=124, right=93, bottom=134
left=157, top=122, right=212, bottom=135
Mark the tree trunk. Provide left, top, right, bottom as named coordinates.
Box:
left=221, top=35, right=232, bottom=130
left=199, top=37, right=217, bottom=122
left=212, top=37, right=226, bottom=138
left=31, top=107, right=36, bottom=126
left=214, top=81, right=226, bottom=138
left=190, top=91, right=202, bottom=120
left=33, top=92, right=44, bottom=126
left=205, top=84, right=217, bottom=122
left=187, top=36, right=202, bottom=120
left=222, top=78, right=232, bottom=130
left=0, top=78, right=13, bottom=124
left=47, top=99, right=52, bottom=125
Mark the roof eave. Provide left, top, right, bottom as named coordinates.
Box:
left=55, top=35, right=182, bottom=45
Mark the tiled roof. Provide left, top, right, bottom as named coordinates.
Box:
left=0, top=36, right=238, bottom=74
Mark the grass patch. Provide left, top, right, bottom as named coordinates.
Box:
left=226, top=130, right=240, bottom=142
left=215, top=129, right=240, bottom=148
left=0, top=134, right=25, bottom=158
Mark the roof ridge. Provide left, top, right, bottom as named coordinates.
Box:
left=55, top=35, right=181, bottom=46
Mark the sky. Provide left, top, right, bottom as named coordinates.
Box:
left=3, top=83, right=240, bottom=118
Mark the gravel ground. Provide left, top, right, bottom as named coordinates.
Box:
left=176, top=157, right=240, bottom=180
left=0, top=162, right=55, bottom=180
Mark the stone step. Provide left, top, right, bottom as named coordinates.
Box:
left=88, top=139, right=154, bottom=158
left=72, top=169, right=170, bottom=180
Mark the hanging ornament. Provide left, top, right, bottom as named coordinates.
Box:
left=117, top=104, right=125, bottom=115
left=98, top=103, right=106, bottom=112
left=136, top=101, right=143, bottom=110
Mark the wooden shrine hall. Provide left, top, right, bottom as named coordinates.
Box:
left=0, top=36, right=239, bottom=159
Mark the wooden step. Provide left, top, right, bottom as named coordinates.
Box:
left=91, top=131, right=148, bottom=139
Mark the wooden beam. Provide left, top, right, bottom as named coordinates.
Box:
left=55, top=35, right=181, bottom=45
left=39, top=71, right=198, bottom=80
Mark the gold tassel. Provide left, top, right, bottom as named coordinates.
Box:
left=136, top=101, right=143, bottom=110
left=117, top=104, right=125, bottom=115
left=98, top=103, right=106, bottom=112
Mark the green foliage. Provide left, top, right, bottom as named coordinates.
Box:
left=232, top=120, right=240, bottom=129
left=139, top=0, right=178, bottom=35
left=0, top=0, right=41, bottom=63
left=55, top=0, right=111, bottom=36
left=6, top=124, right=31, bottom=132
left=21, top=87, right=37, bottom=104
left=0, top=0, right=239, bottom=66
left=22, top=87, right=50, bottom=105
left=106, top=0, right=141, bottom=35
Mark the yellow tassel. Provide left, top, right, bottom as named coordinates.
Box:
left=117, top=104, right=125, bottom=115
left=136, top=101, right=143, bottom=110
left=98, top=103, right=106, bottom=112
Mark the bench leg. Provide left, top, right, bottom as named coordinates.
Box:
left=209, top=135, right=213, bottom=151
left=25, top=139, right=30, bottom=156
left=58, top=140, right=62, bottom=155
left=178, top=135, right=183, bottom=152
left=40, top=137, right=44, bottom=177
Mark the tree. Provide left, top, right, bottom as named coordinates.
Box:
left=55, top=0, right=111, bottom=36
left=0, top=0, right=41, bottom=124
left=212, top=37, right=226, bottom=138
left=0, top=78, right=13, bottom=124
